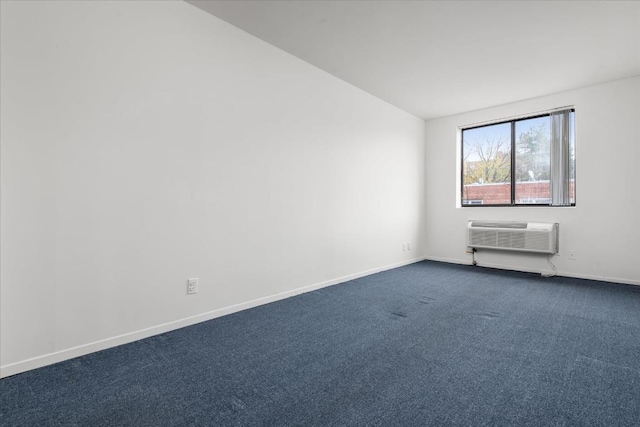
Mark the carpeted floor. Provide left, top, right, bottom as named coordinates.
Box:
left=2, top=260, right=640, bottom=426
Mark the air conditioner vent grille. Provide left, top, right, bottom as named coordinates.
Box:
left=467, top=221, right=558, bottom=254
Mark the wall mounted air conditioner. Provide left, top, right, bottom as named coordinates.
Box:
left=467, top=221, right=559, bottom=254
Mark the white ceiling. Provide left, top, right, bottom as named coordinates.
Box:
left=187, top=1, right=640, bottom=120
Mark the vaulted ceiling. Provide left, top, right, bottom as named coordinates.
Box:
left=188, top=1, right=640, bottom=120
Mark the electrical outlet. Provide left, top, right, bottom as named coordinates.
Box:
left=407, top=242, right=411, bottom=251
left=187, top=278, right=199, bottom=295
left=568, top=251, right=576, bottom=261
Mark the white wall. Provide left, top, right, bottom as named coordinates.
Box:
left=424, top=76, right=640, bottom=285
left=0, top=1, right=426, bottom=377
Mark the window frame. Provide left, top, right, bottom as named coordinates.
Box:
left=460, top=109, right=575, bottom=208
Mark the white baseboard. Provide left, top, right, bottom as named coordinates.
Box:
left=1, top=256, right=426, bottom=379
left=423, top=255, right=640, bottom=286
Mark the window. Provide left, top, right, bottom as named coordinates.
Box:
left=461, top=109, right=575, bottom=207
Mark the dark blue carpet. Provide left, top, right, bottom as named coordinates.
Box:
left=2, top=260, right=640, bottom=426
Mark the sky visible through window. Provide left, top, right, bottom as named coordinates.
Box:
left=463, top=117, right=549, bottom=162
left=463, top=123, right=510, bottom=163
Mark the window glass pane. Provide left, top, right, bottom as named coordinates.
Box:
left=515, top=116, right=551, bottom=204
left=462, top=122, right=511, bottom=205
left=569, top=111, right=576, bottom=204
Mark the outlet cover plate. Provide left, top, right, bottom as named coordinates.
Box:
left=187, top=278, right=199, bottom=295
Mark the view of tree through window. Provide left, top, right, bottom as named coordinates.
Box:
left=462, top=122, right=511, bottom=205
left=462, top=110, right=575, bottom=206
